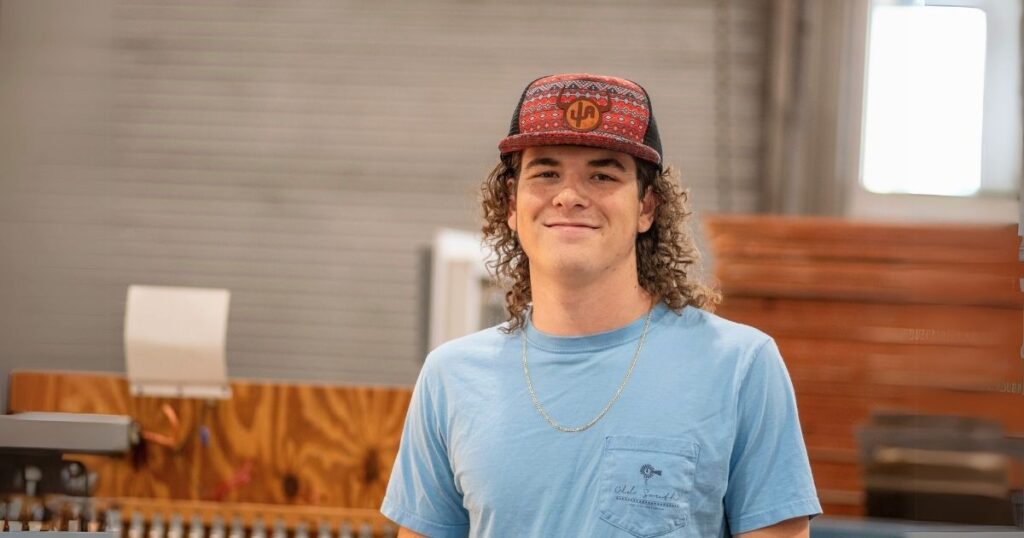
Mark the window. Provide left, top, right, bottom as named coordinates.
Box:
left=862, top=5, right=987, bottom=196
left=850, top=0, right=1021, bottom=222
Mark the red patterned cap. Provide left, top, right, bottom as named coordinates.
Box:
left=498, top=73, right=663, bottom=166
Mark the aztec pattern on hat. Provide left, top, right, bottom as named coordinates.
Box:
left=498, top=73, right=662, bottom=165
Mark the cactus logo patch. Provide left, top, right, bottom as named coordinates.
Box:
left=563, top=99, right=602, bottom=131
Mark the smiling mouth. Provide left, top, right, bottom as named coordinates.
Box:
left=546, top=223, right=597, bottom=229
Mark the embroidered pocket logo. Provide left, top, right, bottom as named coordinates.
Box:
left=640, top=464, right=662, bottom=481
left=612, top=463, right=680, bottom=511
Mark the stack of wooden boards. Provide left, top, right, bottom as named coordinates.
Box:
left=703, top=215, right=1024, bottom=518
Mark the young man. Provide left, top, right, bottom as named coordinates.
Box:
left=381, top=73, right=823, bottom=537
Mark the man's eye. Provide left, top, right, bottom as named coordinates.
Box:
left=536, top=171, right=557, bottom=178
left=594, top=173, right=616, bottom=181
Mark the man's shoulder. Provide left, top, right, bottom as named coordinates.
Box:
left=669, top=304, right=772, bottom=348
left=424, top=323, right=513, bottom=370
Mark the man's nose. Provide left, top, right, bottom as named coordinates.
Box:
left=551, top=172, right=589, bottom=208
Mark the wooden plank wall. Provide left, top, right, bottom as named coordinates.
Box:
left=8, top=371, right=411, bottom=510
left=704, top=214, right=1024, bottom=517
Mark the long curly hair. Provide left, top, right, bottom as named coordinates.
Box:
left=480, top=150, right=722, bottom=333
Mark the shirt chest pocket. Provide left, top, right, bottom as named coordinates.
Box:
left=597, top=435, right=701, bottom=538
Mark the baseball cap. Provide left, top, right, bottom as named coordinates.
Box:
left=498, top=73, right=663, bottom=167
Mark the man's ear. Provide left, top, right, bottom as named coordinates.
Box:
left=506, top=179, right=518, bottom=232
left=638, top=187, right=657, bottom=234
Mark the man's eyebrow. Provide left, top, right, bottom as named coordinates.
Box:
left=524, top=157, right=560, bottom=169
left=588, top=158, right=627, bottom=172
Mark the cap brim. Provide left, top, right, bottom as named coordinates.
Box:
left=499, top=131, right=661, bottom=165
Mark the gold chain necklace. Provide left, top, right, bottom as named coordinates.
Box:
left=521, top=304, right=655, bottom=433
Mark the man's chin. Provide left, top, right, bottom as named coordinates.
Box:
left=542, top=258, right=598, bottom=277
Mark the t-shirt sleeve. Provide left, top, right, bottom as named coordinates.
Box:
left=724, top=337, right=823, bottom=535
left=380, top=358, right=470, bottom=538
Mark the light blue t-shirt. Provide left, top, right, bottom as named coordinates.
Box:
left=381, top=303, right=823, bottom=537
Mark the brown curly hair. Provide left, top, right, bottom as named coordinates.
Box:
left=480, top=150, right=722, bottom=333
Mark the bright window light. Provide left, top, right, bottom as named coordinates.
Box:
left=861, top=6, right=987, bottom=196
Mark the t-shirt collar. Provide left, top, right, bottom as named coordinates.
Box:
left=523, top=302, right=674, bottom=353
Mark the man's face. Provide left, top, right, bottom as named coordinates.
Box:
left=507, top=145, right=656, bottom=282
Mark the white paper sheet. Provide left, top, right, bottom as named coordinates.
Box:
left=124, top=285, right=231, bottom=399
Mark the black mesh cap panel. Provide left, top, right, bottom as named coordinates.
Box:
left=637, top=84, right=664, bottom=172
left=506, top=75, right=548, bottom=137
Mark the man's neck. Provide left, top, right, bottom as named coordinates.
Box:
left=528, top=269, right=655, bottom=336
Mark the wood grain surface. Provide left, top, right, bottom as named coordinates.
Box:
left=8, top=371, right=412, bottom=509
